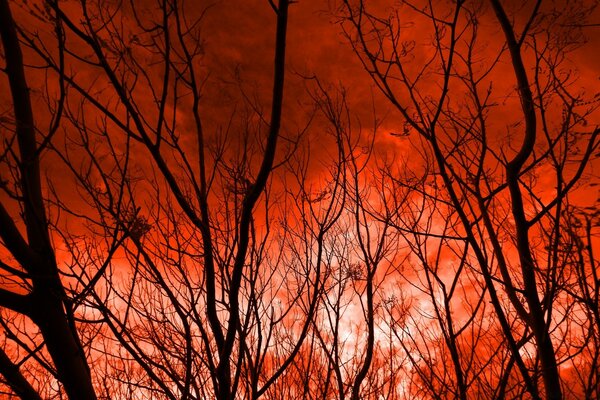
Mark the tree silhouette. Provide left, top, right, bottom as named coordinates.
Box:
left=0, top=0, right=598, bottom=399
left=339, top=0, right=599, bottom=398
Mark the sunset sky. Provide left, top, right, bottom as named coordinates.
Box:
left=1, top=0, right=599, bottom=399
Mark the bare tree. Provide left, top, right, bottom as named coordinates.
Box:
left=1, top=0, right=293, bottom=398
left=0, top=0, right=102, bottom=398
left=339, top=0, right=599, bottom=398
left=2, top=0, right=599, bottom=398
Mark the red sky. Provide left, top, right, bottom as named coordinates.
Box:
left=1, top=0, right=600, bottom=398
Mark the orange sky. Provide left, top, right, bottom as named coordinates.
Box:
left=1, top=0, right=600, bottom=398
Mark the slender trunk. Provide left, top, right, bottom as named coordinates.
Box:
left=350, top=270, right=375, bottom=400
left=216, top=1, right=289, bottom=398
left=489, top=1, right=562, bottom=398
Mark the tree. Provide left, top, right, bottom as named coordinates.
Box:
left=1, top=0, right=598, bottom=398
left=339, top=0, right=599, bottom=398
left=1, top=0, right=294, bottom=398
left=0, top=0, right=97, bottom=398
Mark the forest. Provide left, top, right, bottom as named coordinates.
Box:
left=0, top=0, right=599, bottom=399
